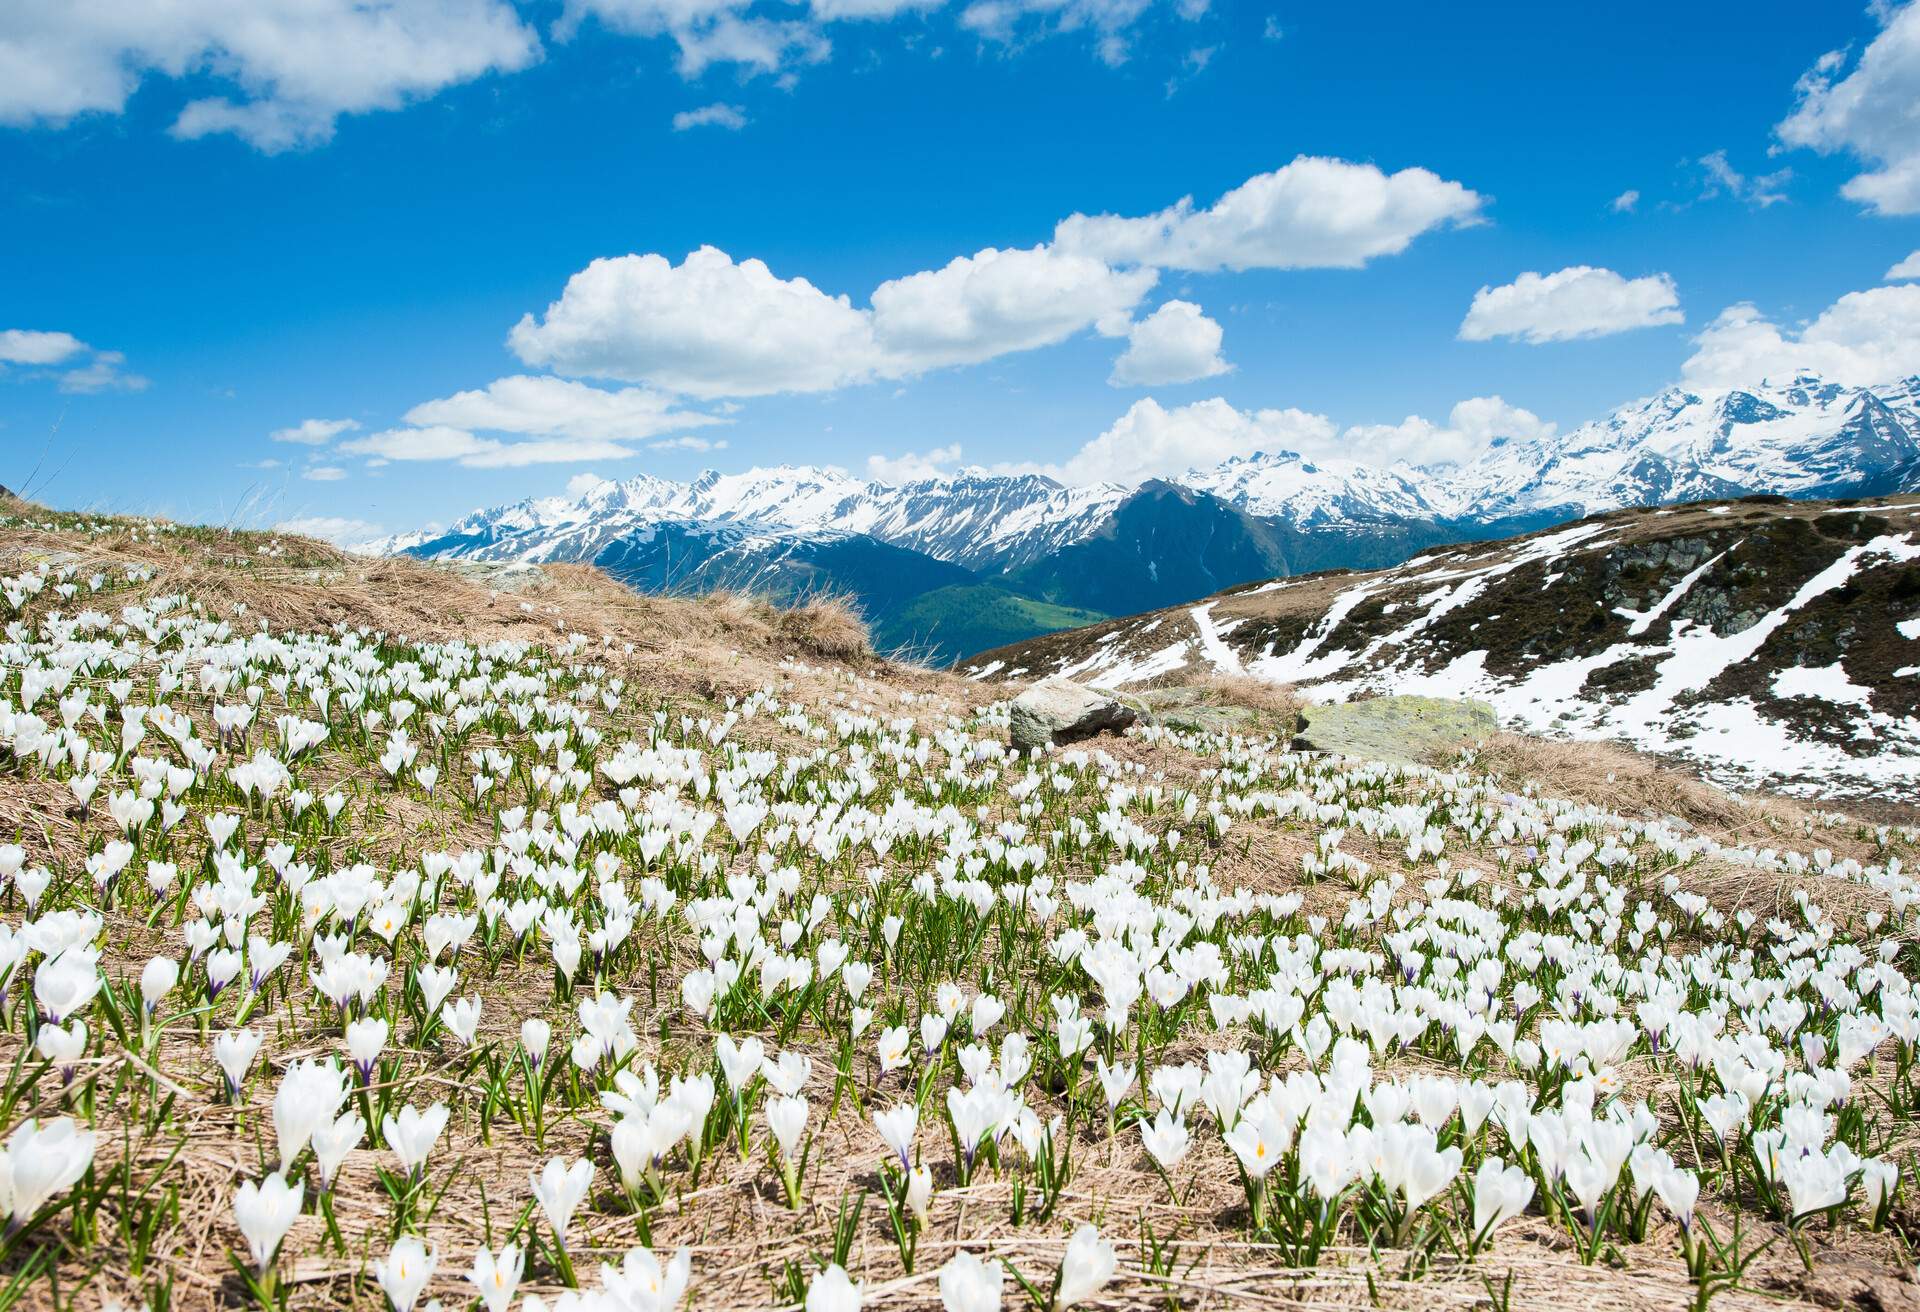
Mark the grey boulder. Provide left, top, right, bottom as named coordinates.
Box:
left=1009, top=679, right=1139, bottom=751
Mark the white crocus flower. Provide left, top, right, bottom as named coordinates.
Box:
left=467, top=1244, right=524, bottom=1312
left=375, top=1235, right=438, bottom=1312
left=1054, top=1224, right=1116, bottom=1310
left=382, top=1102, right=449, bottom=1178
left=232, top=1172, right=303, bottom=1275
left=532, top=1156, right=594, bottom=1247
left=938, top=1250, right=1004, bottom=1312
left=808, top=1263, right=862, bottom=1312
left=0, top=1117, right=97, bottom=1222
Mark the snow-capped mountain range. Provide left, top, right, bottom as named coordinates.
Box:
left=373, top=467, right=1129, bottom=573
left=370, top=372, right=1920, bottom=662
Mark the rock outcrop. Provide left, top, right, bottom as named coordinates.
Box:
left=1009, top=680, right=1138, bottom=751
left=1293, top=695, right=1497, bottom=767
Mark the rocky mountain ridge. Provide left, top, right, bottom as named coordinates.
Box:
left=962, top=495, right=1920, bottom=797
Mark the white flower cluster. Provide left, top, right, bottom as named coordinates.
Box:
left=0, top=562, right=1915, bottom=1309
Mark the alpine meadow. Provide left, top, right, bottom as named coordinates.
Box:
left=5, top=4, right=1920, bottom=1312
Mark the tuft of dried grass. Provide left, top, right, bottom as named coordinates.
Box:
left=1190, top=671, right=1306, bottom=722
left=701, top=589, right=871, bottom=663
left=776, top=593, right=871, bottom=662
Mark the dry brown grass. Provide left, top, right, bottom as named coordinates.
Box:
left=1186, top=671, right=1306, bottom=722
left=1465, top=731, right=1877, bottom=851
left=1468, top=732, right=1753, bottom=826
left=782, top=595, right=873, bottom=664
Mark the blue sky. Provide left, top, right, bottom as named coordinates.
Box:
left=4, top=0, right=1920, bottom=543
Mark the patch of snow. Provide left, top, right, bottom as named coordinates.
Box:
left=1773, top=663, right=1875, bottom=709
left=1060, top=636, right=1192, bottom=686
left=1246, top=580, right=1382, bottom=684
left=1190, top=602, right=1246, bottom=676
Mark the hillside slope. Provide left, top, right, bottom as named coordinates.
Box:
left=3, top=496, right=1919, bottom=1312
left=868, top=582, right=1108, bottom=662
left=590, top=521, right=976, bottom=631
left=964, top=495, right=1920, bottom=797
left=1001, top=481, right=1294, bottom=615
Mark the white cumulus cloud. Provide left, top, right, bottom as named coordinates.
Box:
left=1108, top=299, right=1228, bottom=386
left=1445, top=394, right=1558, bottom=447
left=509, top=247, right=880, bottom=397
left=0, top=329, right=145, bottom=391
left=558, top=1, right=827, bottom=79
left=1051, top=397, right=1335, bottom=485
left=341, top=425, right=492, bottom=462
left=4, top=0, right=1288, bottom=152
left=509, top=242, right=1157, bottom=397
left=1681, top=283, right=1920, bottom=388
left=0, top=329, right=86, bottom=365
left=451, top=436, right=645, bottom=468
left=672, top=102, right=747, bottom=130
left=271, top=417, right=361, bottom=445
left=1341, top=396, right=1556, bottom=467
left=404, top=375, right=719, bottom=441
left=809, top=0, right=945, bottom=18
left=339, top=425, right=638, bottom=468
left=1053, top=156, right=1485, bottom=272
left=1777, top=3, right=1920, bottom=215
left=0, top=0, right=542, bottom=152
left=1697, top=150, right=1791, bottom=208
left=1888, top=250, right=1920, bottom=280
left=274, top=515, right=384, bottom=546
left=1042, top=393, right=1554, bottom=486
left=959, top=0, right=1162, bottom=66
left=54, top=349, right=146, bottom=393
left=509, top=158, right=1478, bottom=400
left=868, top=244, right=1154, bottom=369
left=867, top=443, right=963, bottom=483
left=1459, top=266, right=1683, bottom=344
